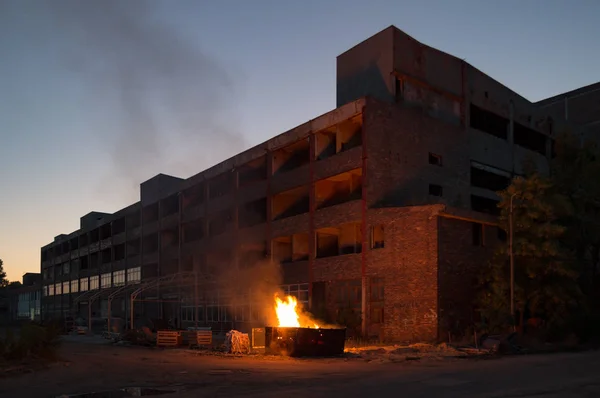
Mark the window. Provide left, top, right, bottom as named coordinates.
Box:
left=127, top=267, right=141, bottom=284
left=55, top=282, right=62, bottom=295
left=113, top=270, right=125, bottom=286
left=48, top=284, right=54, bottom=296
left=370, top=306, right=384, bottom=324
left=429, top=184, right=443, bottom=197
left=472, top=223, right=484, bottom=246
left=514, top=123, right=547, bottom=155
left=370, top=277, right=384, bottom=301
left=471, top=195, right=500, bottom=216
left=281, top=284, right=309, bottom=308
left=497, top=227, right=507, bottom=242
left=89, top=275, right=99, bottom=290
left=470, top=161, right=511, bottom=192
left=101, top=273, right=111, bottom=288
left=370, top=225, right=384, bottom=249
left=70, top=280, right=79, bottom=294
left=428, top=152, right=442, bottom=166
left=469, top=103, right=508, bottom=140
left=80, top=277, right=89, bottom=291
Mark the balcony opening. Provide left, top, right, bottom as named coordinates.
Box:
left=112, top=217, right=126, bottom=235
left=142, top=202, right=159, bottom=224
left=101, top=248, right=111, bottom=264
left=239, top=156, right=267, bottom=186
left=126, top=210, right=141, bottom=230
left=471, top=194, right=500, bottom=216
left=113, top=244, right=126, bottom=261
left=208, top=172, right=233, bottom=200
left=183, top=218, right=204, bottom=243
left=292, top=233, right=309, bottom=261
left=428, top=184, right=443, bottom=197
left=272, top=186, right=309, bottom=220
left=273, top=236, right=293, bottom=263
left=126, top=238, right=141, bottom=257
left=160, top=227, right=179, bottom=248
left=429, top=152, right=442, bottom=166
left=239, top=197, right=267, bottom=228
left=206, top=250, right=232, bottom=272
left=160, top=194, right=179, bottom=217
left=62, top=241, right=69, bottom=254
left=90, top=228, right=100, bottom=243
left=142, top=232, right=159, bottom=254
left=80, top=256, right=89, bottom=270
left=69, top=237, right=79, bottom=251
left=272, top=139, right=310, bottom=175
left=208, top=208, right=233, bottom=237
left=339, top=222, right=362, bottom=255
left=90, top=252, right=99, bottom=268
left=100, top=223, right=111, bottom=240
left=470, top=103, right=508, bottom=140
left=316, top=227, right=340, bottom=258
left=315, top=168, right=362, bottom=209
left=239, top=241, right=267, bottom=268
left=182, top=182, right=205, bottom=210
left=470, top=161, right=511, bottom=192
left=42, top=250, right=49, bottom=262
left=370, top=225, right=384, bottom=249
left=514, top=123, right=547, bottom=155
left=315, top=127, right=337, bottom=160
left=337, top=115, right=363, bottom=152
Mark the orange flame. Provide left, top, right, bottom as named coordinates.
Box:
left=274, top=294, right=319, bottom=329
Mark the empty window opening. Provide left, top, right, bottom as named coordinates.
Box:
left=272, top=186, right=310, bottom=220
left=470, top=161, right=511, bottom=192
left=69, top=237, right=79, bottom=251
left=315, top=127, right=337, bottom=160
left=339, top=222, right=362, bottom=255
left=62, top=241, right=69, bottom=254
left=112, top=217, right=126, bottom=235
left=80, top=256, right=89, bottom=270
left=514, top=122, right=547, bottom=155
left=292, top=233, right=310, bottom=261
left=338, top=115, right=363, bottom=152
left=471, top=195, right=500, bottom=216
left=239, top=156, right=267, bottom=186
left=472, top=223, right=484, bottom=246
left=160, top=227, right=179, bottom=249
left=126, top=210, right=141, bottom=230
left=316, top=227, right=340, bottom=258
left=183, top=219, right=205, bottom=243
left=100, top=223, right=111, bottom=240
left=208, top=172, right=233, bottom=200
left=182, top=183, right=205, bottom=210
left=315, top=168, right=362, bottom=209
left=142, top=203, right=159, bottom=224
left=41, top=249, right=49, bottom=262
left=238, top=241, right=267, bottom=268
left=160, top=194, right=180, bottom=218
left=113, top=244, right=126, bottom=261
left=90, top=252, right=100, bottom=268
left=62, top=262, right=70, bottom=275
left=497, top=227, right=507, bottom=242
left=206, top=251, right=232, bottom=271
left=470, top=103, right=508, bottom=140
left=370, top=277, right=384, bottom=302
left=429, top=184, right=443, bottom=197
left=90, top=228, right=100, bottom=243
left=370, top=225, right=384, bottom=249
left=101, top=248, right=111, bottom=264
left=160, top=259, right=179, bottom=276
left=142, top=233, right=159, bottom=254
left=429, top=152, right=442, bottom=166
left=208, top=209, right=233, bottom=237
left=272, top=139, right=310, bottom=175
left=126, top=238, right=141, bottom=257
left=239, top=197, right=267, bottom=228
left=273, top=236, right=293, bottom=263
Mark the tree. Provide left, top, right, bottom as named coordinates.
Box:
left=478, top=173, right=581, bottom=334
left=0, top=258, right=7, bottom=288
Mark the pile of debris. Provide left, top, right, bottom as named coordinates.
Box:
left=225, top=330, right=250, bottom=354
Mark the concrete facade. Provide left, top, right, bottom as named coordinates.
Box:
left=40, top=26, right=596, bottom=342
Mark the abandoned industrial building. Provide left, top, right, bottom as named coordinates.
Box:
left=40, top=26, right=599, bottom=342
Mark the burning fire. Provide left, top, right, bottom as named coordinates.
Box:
left=274, top=294, right=319, bottom=329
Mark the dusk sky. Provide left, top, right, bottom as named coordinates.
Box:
left=0, top=0, right=599, bottom=281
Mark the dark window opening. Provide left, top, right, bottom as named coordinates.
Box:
left=497, top=227, right=507, bottom=242
left=142, top=233, right=159, bottom=254
left=429, top=184, right=443, bottom=197
left=208, top=209, right=232, bottom=237
left=470, top=103, right=508, bottom=140
left=182, top=183, right=205, bottom=209
left=126, top=210, right=141, bottom=230
left=514, top=123, right=547, bottom=155
left=272, top=139, right=310, bottom=175
left=472, top=223, right=483, bottom=246
left=429, top=152, right=442, bottom=166
left=112, top=218, right=126, bottom=235
left=100, top=223, right=111, bottom=240
left=471, top=195, right=500, bottom=216
left=316, top=229, right=339, bottom=258
left=113, top=244, right=126, bottom=261
left=69, top=237, right=79, bottom=251
left=101, top=248, right=111, bottom=264
left=239, top=198, right=267, bottom=228
left=339, top=223, right=362, bottom=255
left=89, top=229, right=100, bottom=243
left=183, top=219, right=204, bottom=243
left=80, top=256, right=89, bottom=270
left=208, top=172, right=233, bottom=200
left=160, top=227, right=179, bottom=249
left=315, top=169, right=362, bottom=209
left=273, top=237, right=292, bottom=263
left=126, top=238, right=141, bottom=257
left=338, top=116, right=363, bottom=152
left=238, top=156, right=267, bottom=186
left=142, top=203, right=159, bottom=223
left=370, top=225, right=384, bottom=249
left=315, top=128, right=337, bottom=160
left=160, top=194, right=180, bottom=217
left=272, top=186, right=310, bottom=220
left=470, top=162, right=511, bottom=192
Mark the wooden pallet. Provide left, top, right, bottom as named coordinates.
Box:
left=196, top=330, right=212, bottom=346
left=157, top=331, right=182, bottom=347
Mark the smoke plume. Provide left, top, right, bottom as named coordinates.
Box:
left=3, top=0, right=246, bottom=200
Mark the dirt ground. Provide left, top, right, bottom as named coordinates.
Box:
left=1, top=335, right=600, bottom=398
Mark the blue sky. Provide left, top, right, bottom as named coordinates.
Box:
left=0, top=0, right=598, bottom=281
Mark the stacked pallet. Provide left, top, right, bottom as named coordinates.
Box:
left=156, top=331, right=182, bottom=347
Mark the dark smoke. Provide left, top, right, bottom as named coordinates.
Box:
left=2, top=0, right=246, bottom=200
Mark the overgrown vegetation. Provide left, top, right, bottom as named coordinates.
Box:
left=478, top=132, right=600, bottom=341
left=0, top=323, right=61, bottom=362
